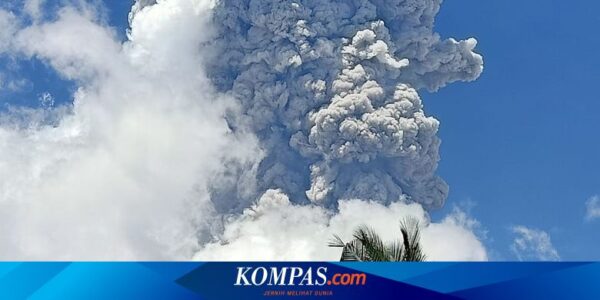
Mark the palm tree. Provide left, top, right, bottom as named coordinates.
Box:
left=328, top=217, right=426, bottom=262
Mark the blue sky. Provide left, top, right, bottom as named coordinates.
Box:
left=1, top=1, right=599, bottom=260
left=0, top=0, right=131, bottom=109
left=428, top=0, right=600, bottom=260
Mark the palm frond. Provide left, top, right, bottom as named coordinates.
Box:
left=328, top=235, right=364, bottom=261
left=352, top=225, right=390, bottom=261
left=329, top=217, right=427, bottom=262
left=399, top=217, right=426, bottom=262
left=340, top=240, right=365, bottom=262
left=386, top=240, right=404, bottom=262
left=328, top=235, right=346, bottom=248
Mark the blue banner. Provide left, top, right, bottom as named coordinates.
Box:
left=0, top=262, right=598, bottom=299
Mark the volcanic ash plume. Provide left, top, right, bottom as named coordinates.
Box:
left=196, top=0, right=486, bottom=260
left=207, top=0, right=483, bottom=210
left=0, top=0, right=487, bottom=260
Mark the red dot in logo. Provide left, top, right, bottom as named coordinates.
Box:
left=327, top=280, right=331, bottom=285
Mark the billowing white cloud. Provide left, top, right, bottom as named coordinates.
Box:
left=585, top=195, right=600, bottom=221
left=510, top=226, right=560, bottom=261
left=0, top=9, right=18, bottom=52
left=0, top=0, right=488, bottom=260
left=195, top=190, right=487, bottom=261
left=24, top=0, right=45, bottom=21
left=0, top=1, right=261, bottom=260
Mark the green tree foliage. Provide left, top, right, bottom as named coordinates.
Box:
left=329, top=217, right=426, bottom=262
